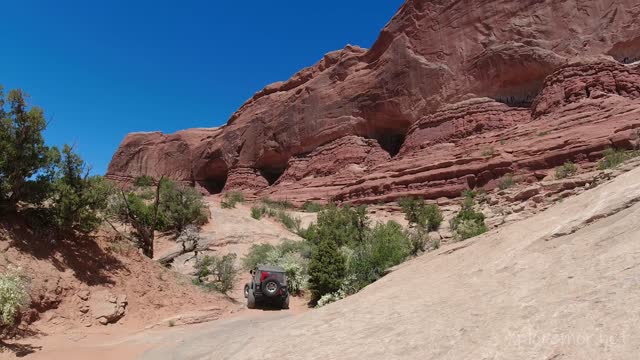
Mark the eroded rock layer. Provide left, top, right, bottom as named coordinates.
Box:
left=107, top=0, right=640, bottom=203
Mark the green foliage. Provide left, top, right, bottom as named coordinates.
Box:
left=398, top=197, right=443, bottom=231
left=220, top=191, right=245, bottom=209
left=0, top=87, right=56, bottom=209
left=249, top=203, right=301, bottom=233
left=315, top=289, right=346, bottom=308
left=451, top=194, right=487, bottom=240
left=0, top=86, right=113, bottom=237
left=242, top=243, right=276, bottom=270
left=107, top=178, right=208, bottom=257
left=407, top=227, right=428, bottom=255
left=555, top=161, right=578, bottom=179
left=133, top=175, right=155, bottom=187
left=308, top=237, right=346, bottom=301
left=194, top=254, right=239, bottom=294
left=300, top=205, right=368, bottom=247
left=498, top=173, right=515, bottom=190
left=302, top=201, right=325, bottom=212
left=158, top=179, right=208, bottom=233
left=250, top=206, right=264, bottom=220
left=261, top=197, right=294, bottom=210
left=598, top=148, right=639, bottom=170
left=275, top=210, right=302, bottom=232
left=49, top=145, right=113, bottom=234
left=347, top=221, right=411, bottom=291
left=0, top=267, right=30, bottom=327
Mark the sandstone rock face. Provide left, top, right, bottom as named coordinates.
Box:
left=88, top=290, right=128, bottom=325
left=107, top=0, right=640, bottom=203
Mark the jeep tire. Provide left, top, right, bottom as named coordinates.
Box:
left=262, top=278, right=280, bottom=298
left=281, top=295, right=290, bottom=310
left=247, top=288, right=256, bottom=309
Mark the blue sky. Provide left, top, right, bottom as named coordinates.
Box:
left=1, top=0, right=404, bottom=174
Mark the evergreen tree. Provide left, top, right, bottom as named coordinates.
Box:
left=308, top=238, right=346, bottom=301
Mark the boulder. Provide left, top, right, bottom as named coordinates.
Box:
left=89, top=290, right=128, bottom=325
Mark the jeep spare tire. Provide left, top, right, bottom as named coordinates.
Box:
left=262, top=278, right=280, bottom=297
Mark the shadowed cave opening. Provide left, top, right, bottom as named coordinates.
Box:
left=373, top=132, right=406, bottom=157
left=195, top=159, right=229, bottom=194
left=199, top=175, right=228, bottom=194
left=259, top=167, right=286, bottom=186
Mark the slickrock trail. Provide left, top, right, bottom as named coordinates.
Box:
left=28, top=163, right=640, bottom=359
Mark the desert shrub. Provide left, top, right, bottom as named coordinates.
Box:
left=261, top=197, right=294, bottom=210
left=194, top=253, right=239, bottom=294
left=242, top=243, right=276, bottom=270
left=133, top=175, right=155, bottom=187
left=498, top=173, right=515, bottom=190
left=0, top=267, right=31, bottom=327
left=598, top=148, right=639, bottom=170
left=220, top=191, right=245, bottom=209
left=398, top=198, right=443, bottom=231
left=251, top=206, right=265, bottom=220
left=315, top=289, right=347, bottom=308
left=308, top=238, right=347, bottom=301
left=0, top=87, right=54, bottom=210
left=158, top=180, right=208, bottom=233
left=451, top=194, right=487, bottom=240
left=107, top=178, right=208, bottom=257
left=302, top=201, right=325, bottom=212
left=406, top=227, right=428, bottom=255
left=347, top=221, right=411, bottom=292
left=555, top=161, right=578, bottom=179
left=300, top=205, right=368, bottom=247
left=275, top=210, right=301, bottom=232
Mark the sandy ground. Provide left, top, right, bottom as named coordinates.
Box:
left=7, top=165, right=640, bottom=359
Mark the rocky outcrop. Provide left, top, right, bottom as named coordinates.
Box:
left=87, top=290, right=128, bottom=325
left=107, top=0, right=640, bottom=203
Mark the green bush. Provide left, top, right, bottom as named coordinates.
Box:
left=348, top=221, right=411, bottom=290
left=133, top=175, right=155, bottom=187
left=451, top=195, right=487, bottom=240
left=251, top=206, right=265, bottom=220
left=300, top=205, right=368, bottom=247
left=498, top=173, right=515, bottom=190
left=315, top=289, right=346, bottom=308
left=194, top=253, right=239, bottom=294
left=275, top=210, right=301, bottom=232
left=221, top=191, right=245, bottom=209
left=261, top=197, right=294, bottom=210
left=0, top=87, right=53, bottom=210
left=398, top=197, right=443, bottom=231
left=0, top=267, right=31, bottom=327
left=308, top=238, right=346, bottom=301
left=407, top=227, right=428, bottom=255
left=555, top=161, right=578, bottom=179
left=158, top=179, right=208, bottom=233
left=598, top=148, right=639, bottom=170
left=242, top=243, right=276, bottom=270
left=302, top=201, right=325, bottom=212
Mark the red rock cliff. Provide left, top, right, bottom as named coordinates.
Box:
left=107, top=0, right=640, bottom=203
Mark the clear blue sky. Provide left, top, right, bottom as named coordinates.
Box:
left=1, top=0, right=404, bottom=174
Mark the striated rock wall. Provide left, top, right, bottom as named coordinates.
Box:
left=107, top=0, right=640, bottom=203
